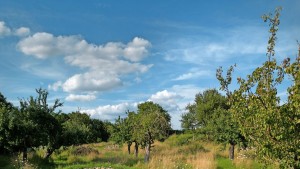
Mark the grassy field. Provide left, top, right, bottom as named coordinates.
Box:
left=0, top=134, right=275, bottom=169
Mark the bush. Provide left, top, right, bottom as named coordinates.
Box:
left=71, top=146, right=99, bottom=156
left=166, top=134, right=194, bottom=146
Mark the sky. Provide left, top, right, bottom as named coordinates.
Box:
left=0, top=0, right=299, bottom=129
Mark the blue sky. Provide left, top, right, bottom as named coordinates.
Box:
left=0, top=0, right=299, bottom=129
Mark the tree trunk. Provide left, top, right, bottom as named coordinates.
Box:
left=134, top=142, right=138, bottom=158
left=44, top=148, right=54, bottom=159
left=127, top=143, right=131, bottom=154
left=229, top=143, right=235, bottom=160
left=22, top=146, right=27, bottom=162
left=144, top=143, right=151, bottom=162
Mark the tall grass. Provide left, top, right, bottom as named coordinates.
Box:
left=0, top=134, right=277, bottom=169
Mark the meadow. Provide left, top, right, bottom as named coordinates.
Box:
left=0, top=134, right=275, bottom=169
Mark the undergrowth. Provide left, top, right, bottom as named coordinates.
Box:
left=0, top=134, right=277, bottom=169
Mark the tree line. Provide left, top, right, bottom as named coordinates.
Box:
left=0, top=89, right=172, bottom=163
left=0, top=88, right=111, bottom=161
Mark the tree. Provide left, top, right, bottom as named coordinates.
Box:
left=208, top=108, right=245, bottom=160
left=110, top=114, right=133, bottom=154
left=136, top=101, right=171, bottom=162
left=216, top=8, right=300, bottom=168
left=0, top=96, right=15, bottom=154
left=181, top=103, right=197, bottom=130
left=62, top=112, right=93, bottom=146
left=90, top=119, right=108, bottom=142
left=181, top=89, right=244, bottom=159
left=9, top=88, right=63, bottom=161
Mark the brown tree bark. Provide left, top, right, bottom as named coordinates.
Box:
left=127, top=143, right=131, bottom=154
left=144, top=143, right=150, bottom=162
left=229, top=143, right=235, bottom=160
left=134, top=142, right=139, bottom=158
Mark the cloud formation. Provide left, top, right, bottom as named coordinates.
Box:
left=173, top=70, right=212, bottom=81
left=81, top=84, right=203, bottom=129
left=0, top=21, right=11, bottom=36
left=18, top=32, right=152, bottom=95
left=15, top=27, right=30, bottom=37
left=82, top=102, right=138, bottom=120
left=0, top=21, right=31, bottom=37
left=65, top=94, right=96, bottom=102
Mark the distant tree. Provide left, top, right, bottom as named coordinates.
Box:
left=110, top=115, right=133, bottom=154
left=110, top=111, right=140, bottom=157
left=0, top=92, right=13, bottom=109
left=136, top=101, right=171, bottom=162
left=62, top=112, right=93, bottom=146
left=0, top=103, right=16, bottom=154
left=217, top=8, right=300, bottom=168
left=181, top=89, right=244, bottom=159
left=208, top=108, right=245, bottom=160
left=127, top=111, right=140, bottom=158
left=90, top=119, right=108, bottom=142
left=0, top=94, right=15, bottom=154
left=181, top=103, right=197, bottom=130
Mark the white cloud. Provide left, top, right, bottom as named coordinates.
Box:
left=18, top=32, right=152, bottom=93
left=173, top=70, right=212, bottom=81
left=124, top=37, right=151, bottom=62
left=62, top=71, right=122, bottom=92
left=79, top=85, right=203, bottom=129
left=17, top=32, right=78, bottom=59
left=65, top=94, right=96, bottom=102
left=147, top=85, right=204, bottom=129
left=0, top=21, right=11, bottom=36
left=14, top=27, right=30, bottom=37
left=171, top=84, right=205, bottom=100
left=82, top=102, right=138, bottom=121
left=48, top=81, right=63, bottom=91
left=148, top=90, right=182, bottom=111
left=0, top=21, right=31, bottom=37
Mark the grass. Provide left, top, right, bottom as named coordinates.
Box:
left=0, top=134, right=277, bottom=169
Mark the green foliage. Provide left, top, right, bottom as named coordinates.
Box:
left=165, top=134, right=194, bottom=146
left=216, top=8, right=300, bottom=168
left=0, top=89, right=111, bottom=161
left=110, top=113, right=134, bottom=145
left=111, top=101, right=172, bottom=162
left=181, top=89, right=228, bottom=131
left=181, top=89, right=245, bottom=160
left=136, top=101, right=171, bottom=146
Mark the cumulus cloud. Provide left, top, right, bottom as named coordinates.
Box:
left=62, top=72, right=122, bottom=92
left=15, top=27, right=30, bottom=37
left=65, top=94, right=96, bottom=102
left=18, top=33, right=151, bottom=61
left=79, top=85, right=203, bottom=129
left=0, top=21, right=31, bottom=37
left=82, top=102, right=138, bottom=120
left=0, top=21, right=11, bottom=36
left=124, top=37, right=151, bottom=62
left=148, top=90, right=182, bottom=111
left=18, top=32, right=152, bottom=93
